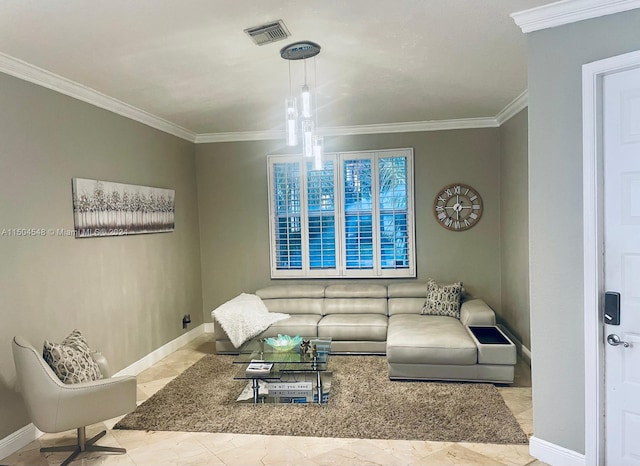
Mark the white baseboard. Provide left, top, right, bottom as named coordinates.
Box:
left=0, top=324, right=208, bottom=462
left=529, top=436, right=586, bottom=466
left=497, top=324, right=532, bottom=365
left=113, top=324, right=206, bottom=377
left=0, top=423, right=43, bottom=462
left=204, top=322, right=215, bottom=333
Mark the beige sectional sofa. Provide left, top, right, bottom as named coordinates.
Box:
left=212, top=282, right=516, bottom=383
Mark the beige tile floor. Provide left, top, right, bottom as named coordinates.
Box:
left=2, top=334, right=546, bottom=466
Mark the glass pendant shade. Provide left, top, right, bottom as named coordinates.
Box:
left=302, top=119, right=314, bottom=158
left=282, top=41, right=322, bottom=160
left=285, top=97, right=298, bottom=146
left=312, top=135, right=324, bottom=170
left=301, top=84, right=312, bottom=119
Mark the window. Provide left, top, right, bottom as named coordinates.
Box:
left=268, top=148, right=415, bottom=278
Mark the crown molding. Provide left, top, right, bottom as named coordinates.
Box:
left=195, top=129, right=284, bottom=144
left=0, top=52, right=197, bottom=142
left=511, top=0, right=640, bottom=33
left=196, top=117, right=500, bottom=143
left=495, top=90, right=529, bottom=125
left=321, top=117, right=499, bottom=136
left=1, top=51, right=529, bottom=145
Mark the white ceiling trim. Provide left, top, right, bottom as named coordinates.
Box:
left=322, top=117, right=500, bottom=136
left=195, top=130, right=284, bottom=144
left=196, top=117, right=500, bottom=143
left=511, top=0, right=640, bottom=33
left=0, top=52, right=197, bottom=142
left=496, top=90, right=528, bottom=125
left=1, top=51, right=527, bottom=145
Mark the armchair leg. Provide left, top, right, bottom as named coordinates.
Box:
left=40, top=427, right=126, bottom=466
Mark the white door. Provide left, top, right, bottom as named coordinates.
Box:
left=603, top=65, right=640, bottom=466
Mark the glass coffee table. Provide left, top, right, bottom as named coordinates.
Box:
left=233, top=337, right=332, bottom=404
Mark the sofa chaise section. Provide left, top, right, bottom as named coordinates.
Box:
left=386, top=282, right=516, bottom=383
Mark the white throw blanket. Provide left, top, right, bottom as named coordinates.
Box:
left=211, top=293, right=290, bottom=348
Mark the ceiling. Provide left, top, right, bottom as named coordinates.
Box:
left=0, top=0, right=556, bottom=139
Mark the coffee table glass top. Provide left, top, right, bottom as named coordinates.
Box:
left=232, top=337, right=332, bottom=404
left=233, top=336, right=331, bottom=366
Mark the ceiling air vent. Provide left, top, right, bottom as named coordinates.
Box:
left=244, top=20, right=290, bottom=46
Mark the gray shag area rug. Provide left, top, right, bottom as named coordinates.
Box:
left=114, top=355, right=528, bottom=444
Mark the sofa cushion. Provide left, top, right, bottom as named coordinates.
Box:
left=388, top=297, right=426, bottom=316
left=258, top=314, right=322, bottom=338
left=255, top=286, right=325, bottom=315
left=260, top=297, right=324, bottom=316
left=387, top=314, right=477, bottom=365
left=256, top=285, right=325, bottom=299
left=42, top=329, right=103, bottom=384
left=325, top=284, right=387, bottom=298
left=324, top=298, right=387, bottom=315
left=387, top=282, right=429, bottom=298
left=388, top=282, right=439, bottom=316
left=318, top=314, right=388, bottom=341
left=421, top=279, right=463, bottom=318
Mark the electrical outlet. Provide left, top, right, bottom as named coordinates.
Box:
left=182, top=314, right=191, bottom=329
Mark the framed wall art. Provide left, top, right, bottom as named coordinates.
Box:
left=72, top=178, right=175, bottom=238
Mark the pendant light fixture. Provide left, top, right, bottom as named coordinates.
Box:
left=281, top=41, right=323, bottom=170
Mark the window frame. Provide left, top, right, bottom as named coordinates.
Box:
left=267, top=148, right=415, bottom=279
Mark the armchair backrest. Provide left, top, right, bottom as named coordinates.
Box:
left=12, top=336, right=68, bottom=432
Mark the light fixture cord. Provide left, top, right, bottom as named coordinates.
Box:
left=314, top=56, right=319, bottom=127
left=304, top=54, right=308, bottom=86
left=288, top=52, right=292, bottom=97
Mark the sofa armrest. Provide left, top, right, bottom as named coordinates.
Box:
left=460, top=299, right=496, bottom=326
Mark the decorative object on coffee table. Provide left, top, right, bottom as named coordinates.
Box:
left=299, top=339, right=311, bottom=355
left=264, top=334, right=303, bottom=352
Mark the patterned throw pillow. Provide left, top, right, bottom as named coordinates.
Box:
left=421, top=279, right=463, bottom=318
left=43, top=329, right=103, bottom=384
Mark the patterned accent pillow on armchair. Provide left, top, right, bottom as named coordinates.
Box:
left=421, top=279, right=463, bottom=318
left=43, top=329, right=103, bottom=384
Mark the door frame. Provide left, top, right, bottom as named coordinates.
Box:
left=583, top=49, right=640, bottom=466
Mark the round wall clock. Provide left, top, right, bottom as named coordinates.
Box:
left=433, top=183, right=483, bottom=231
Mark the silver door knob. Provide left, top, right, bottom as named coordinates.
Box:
left=607, top=334, right=630, bottom=348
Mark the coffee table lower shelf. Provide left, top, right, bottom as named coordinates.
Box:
left=235, top=372, right=332, bottom=404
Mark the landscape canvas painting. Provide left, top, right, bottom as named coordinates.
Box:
left=72, top=178, right=175, bottom=237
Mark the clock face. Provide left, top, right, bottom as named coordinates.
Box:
left=433, top=183, right=483, bottom=231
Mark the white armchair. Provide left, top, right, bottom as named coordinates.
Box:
left=12, top=336, right=137, bottom=466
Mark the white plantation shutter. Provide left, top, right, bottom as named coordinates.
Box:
left=268, top=148, right=415, bottom=278
left=271, top=160, right=303, bottom=272
left=343, top=156, right=375, bottom=272
left=378, top=154, right=410, bottom=271
left=306, top=158, right=338, bottom=272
